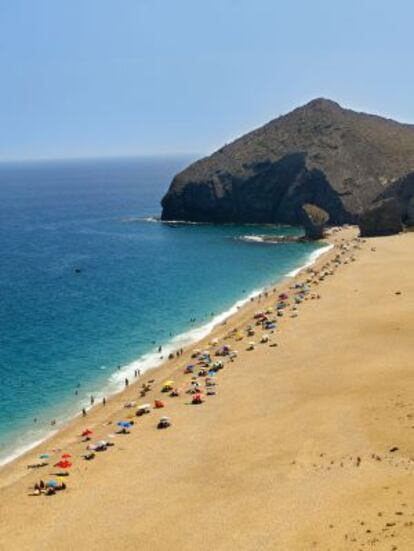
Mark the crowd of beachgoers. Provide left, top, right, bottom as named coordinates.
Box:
left=24, top=229, right=365, bottom=498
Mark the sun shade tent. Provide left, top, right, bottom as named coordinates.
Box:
left=157, top=416, right=171, bottom=429
left=136, top=404, right=151, bottom=416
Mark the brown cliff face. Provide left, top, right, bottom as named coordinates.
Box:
left=161, top=99, right=414, bottom=225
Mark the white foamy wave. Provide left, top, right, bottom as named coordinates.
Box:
left=0, top=429, right=59, bottom=468
left=237, top=234, right=300, bottom=244
left=239, top=235, right=266, bottom=243
left=161, top=220, right=209, bottom=226
left=287, top=244, right=334, bottom=277
left=122, top=216, right=210, bottom=226
left=121, top=216, right=160, bottom=223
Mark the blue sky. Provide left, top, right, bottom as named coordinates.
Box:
left=1, top=0, right=413, bottom=161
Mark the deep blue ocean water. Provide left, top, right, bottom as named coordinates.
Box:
left=0, top=157, right=324, bottom=465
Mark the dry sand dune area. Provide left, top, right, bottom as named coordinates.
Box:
left=0, top=228, right=413, bottom=551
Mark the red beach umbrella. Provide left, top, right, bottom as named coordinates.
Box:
left=54, top=460, right=72, bottom=469
left=61, top=453, right=72, bottom=459
left=82, top=429, right=93, bottom=437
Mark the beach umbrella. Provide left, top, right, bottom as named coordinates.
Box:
left=82, top=429, right=93, bottom=437
left=61, top=453, right=72, bottom=459
left=117, top=421, right=131, bottom=428
left=46, top=480, right=58, bottom=488
left=55, top=460, right=72, bottom=469
left=39, top=454, right=50, bottom=459
left=95, top=440, right=107, bottom=447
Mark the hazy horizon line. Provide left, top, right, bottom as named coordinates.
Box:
left=0, top=152, right=203, bottom=166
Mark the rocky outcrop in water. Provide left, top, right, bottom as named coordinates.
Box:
left=161, top=99, right=414, bottom=227
left=378, top=172, right=414, bottom=227
left=359, top=198, right=403, bottom=237
left=301, top=203, right=329, bottom=240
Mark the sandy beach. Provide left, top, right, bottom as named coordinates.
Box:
left=1, top=227, right=413, bottom=550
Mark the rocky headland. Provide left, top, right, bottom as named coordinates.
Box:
left=161, top=99, right=414, bottom=236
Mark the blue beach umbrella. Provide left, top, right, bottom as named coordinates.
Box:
left=117, top=421, right=131, bottom=428
left=46, top=480, right=58, bottom=488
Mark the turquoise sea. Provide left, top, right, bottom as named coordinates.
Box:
left=0, top=157, right=325, bottom=465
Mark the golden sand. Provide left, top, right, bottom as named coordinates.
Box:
left=0, top=228, right=413, bottom=551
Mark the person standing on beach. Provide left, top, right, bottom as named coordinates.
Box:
left=102, top=397, right=106, bottom=406
left=82, top=408, right=87, bottom=417
left=125, top=378, right=129, bottom=387
left=90, top=395, right=94, bottom=406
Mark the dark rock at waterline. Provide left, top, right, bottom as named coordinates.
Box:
left=161, top=98, right=414, bottom=227
left=359, top=198, right=403, bottom=237
left=378, top=172, right=414, bottom=226
left=301, top=203, right=329, bottom=240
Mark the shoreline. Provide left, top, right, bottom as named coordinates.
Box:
left=0, top=238, right=333, bottom=472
